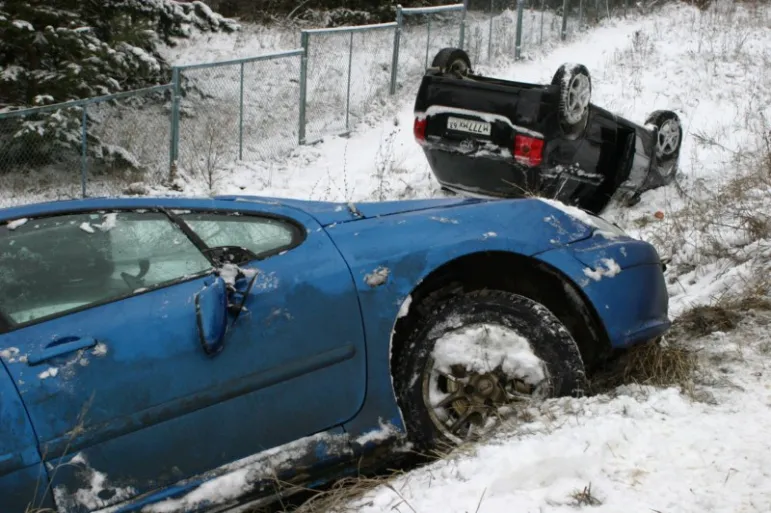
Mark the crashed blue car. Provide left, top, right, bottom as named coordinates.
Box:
left=0, top=194, right=669, bottom=513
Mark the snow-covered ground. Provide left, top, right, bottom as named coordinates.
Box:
left=332, top=312, right=771, bottom=513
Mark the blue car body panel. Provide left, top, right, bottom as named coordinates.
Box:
left=0, top=361, right=54, bottom=512
left=0, top=194, right=669, bottom=513
left=535, top=239, right=670, bottom=348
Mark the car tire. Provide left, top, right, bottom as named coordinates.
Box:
left=393, top=290, right=586, bottom=452
left=431, top=47, right=473, bottom=77
left=645, top=110, right=682, bottom=186
left=551, top=64, right=592, bottom=139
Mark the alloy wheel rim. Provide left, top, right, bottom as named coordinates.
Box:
left=566, top=74, right=591, bottom=124
left=657, top=119, right=681, bottom=157
left=421, top=324, right=550, bottom=444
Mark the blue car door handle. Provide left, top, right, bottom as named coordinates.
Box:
left=28, top=336, right=99, bottom=366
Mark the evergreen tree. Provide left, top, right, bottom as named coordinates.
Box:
left=0, top=0, right=237, bottom=172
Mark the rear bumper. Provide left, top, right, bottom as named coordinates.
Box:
left=423, top=147, right=540, bottom=198
left=535, top=244, right=670, bottom=350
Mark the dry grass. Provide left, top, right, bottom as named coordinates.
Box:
left=569, top=483, right=603, bottom=507
left=589, top=336, right=698, bottom=397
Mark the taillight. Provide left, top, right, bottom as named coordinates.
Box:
left=513, top=134, right=544, bottom=166
left=414, top=117, right=427, bottom=145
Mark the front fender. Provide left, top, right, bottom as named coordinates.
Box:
left=330, top=198, right=595, bottom=442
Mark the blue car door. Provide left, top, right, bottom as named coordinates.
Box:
left=0, top=202, right=366, bottom=513
left=0, top=355, right=54, bottom=512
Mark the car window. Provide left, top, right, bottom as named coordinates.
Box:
left=0, top=211, right=212, bottom=326
left=181, top=212, right=298, bottom=259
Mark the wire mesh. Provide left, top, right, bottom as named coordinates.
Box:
left=395, top=9, right=465, bottom=92
left=0, top=87, right=172, bottom=208
left=464, top=0, right=572, bottom=64
left=88, top=89, right=172, bottom=194
left=176, top=52, right=301, bottom=186
left=242, top=56, right=301, bottom=162
left=303, top=25, right=396, bottom=143
left=177, top=63, right=242, bottom=185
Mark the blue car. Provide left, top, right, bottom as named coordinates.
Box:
left=0, top=194, right=669, bottom=513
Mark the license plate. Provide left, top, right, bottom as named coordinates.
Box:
left=446, top=116, right=491, bottom=136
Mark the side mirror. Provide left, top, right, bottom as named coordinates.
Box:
left=194, top=276, right=228, bottom=355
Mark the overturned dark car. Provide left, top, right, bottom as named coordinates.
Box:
left=413, top=48, right=683, bottom=214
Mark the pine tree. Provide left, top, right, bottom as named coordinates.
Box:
left=0, top=0, right=237, bottom=173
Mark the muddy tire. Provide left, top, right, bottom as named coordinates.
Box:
left=551, top=63, right=592, bottom=139
left=393, top=290, right=586, bottom=452
left=431, top=47, right=473, bottom=77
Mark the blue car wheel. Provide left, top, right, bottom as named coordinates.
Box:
left=394, top=290, right=586, bottom=450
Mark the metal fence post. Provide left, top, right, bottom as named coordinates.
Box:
left=81, top=105, right=88, bottom=198
left=540, top=0, right=545, bottom=45
left=345, top=32, right=353, bottom=132
left=488, top=0, right=494, bottom=61
left=169, top=67, right=181, bottom=176
left=561, top=0, right=570, bottom=40
left=515, top=0, right=524, bottom=60
left=299, top=31, right=309, bottom=145
left=425, top=16, right=432, bottom=69
left=460, top=0, right=468, bottom=49
left=390, top=6, right=403, bottom=95
left=578, top=0, right=584, bottom=30
left=239, top=62, right=244, bottom=160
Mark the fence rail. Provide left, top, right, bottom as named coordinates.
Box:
left=1, top=0, right=623, bottom=202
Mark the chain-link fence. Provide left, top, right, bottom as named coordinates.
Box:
left=391, top=4, right=466, bottom=94
left=464, top=0, right=580, bottom=64
left=299, top=23, right=396, bottom=144
left=172, top=50, right=303, bottom=187
left=2, top=0, right=640, bottom=204
left=0, top=85, right=173, bottom=208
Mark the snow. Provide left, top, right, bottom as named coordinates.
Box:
left=432, top=323, right=546, bottom=385
left=95, top=213, right=118, bottom=232
left=143, top=431, right=350, bottom=513
left=54, top=454, right=137, bottom=512
left=6, top=218, right=28, bottom=230
left=397, top=294, right=412, bottom=319
left=355, top=420, right=400, bottom=446
left=539, top=197, right=602, bottom=229
left=219, top=262, right=241, bottom=286
left=38, top=367, right=59, bottom=380
left=79, top=222, right=96, bottom=234
left=583, top=258, right=622, bottom=281
left=364, top=266, right=390, bottom=287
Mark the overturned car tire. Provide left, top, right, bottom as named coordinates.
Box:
left=431, top=47, right=473, bottom=77
left=645, top=110, right=683, bottom=187
left=552, top=63, right=592, bottom=139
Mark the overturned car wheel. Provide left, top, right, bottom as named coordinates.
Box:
left=394, top=290, right=586, bottom=451
left=552, top=63, right=592, bottom=139
left=646, top=110, right=682, bottom=186
left=431, top=47, right=473, bottom=77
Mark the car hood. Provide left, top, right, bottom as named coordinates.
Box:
left=216, top=195, right=486, bottom=227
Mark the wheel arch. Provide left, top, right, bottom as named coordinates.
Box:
left=389, top=250, right=612, bottom=383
